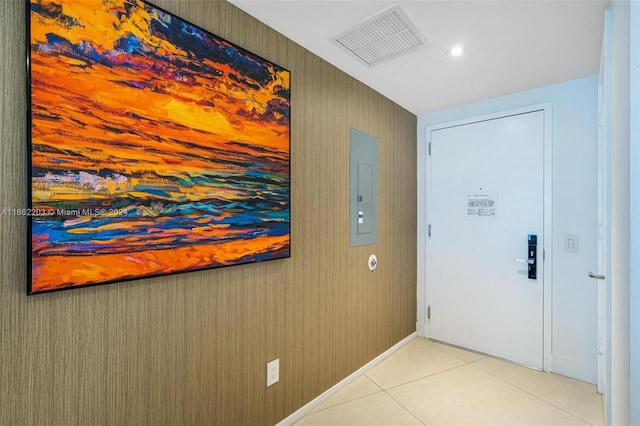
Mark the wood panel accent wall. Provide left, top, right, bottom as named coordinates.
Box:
left=0, top=1, right=417, bottom=424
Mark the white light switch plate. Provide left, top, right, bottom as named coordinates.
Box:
left=564, top=234, right=579, bottom=253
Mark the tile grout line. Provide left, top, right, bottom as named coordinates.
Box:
left=300, top=342, right=475, bottom=419
left=378, top=343, right=485, bottom=426
left=383, top=389, right=427, bottom=426
left=429, top=340, right=601, bottom=425
left=306, top=378, right=386, bottom=414
left=378, top=344, right=487, bottom=392
left=376, top=360, right=478, bottom=394
left=466, top=360, right=599, bottom=426
left=303, top=338, right=599, bottom=426
left=298, top=384, right=427, bottom=425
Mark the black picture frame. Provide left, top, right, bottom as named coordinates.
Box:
left=27, top=0, right=291, bottom=294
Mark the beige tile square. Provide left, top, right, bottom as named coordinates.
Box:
left=313, top=375, right=382, bottom=412
left=429, top=340, right=487, bottom=363
left=473, top=357, right=604, bottom=425
left=366, top=337, right=466, bottom=389
left=295, top=392, right=423, bottom=426
left=388, top=364, right=590, bottom=425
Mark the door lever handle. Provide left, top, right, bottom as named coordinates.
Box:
left=514, top=258, right=534, bottom=264
left=588, top=272, right=605, bottom=280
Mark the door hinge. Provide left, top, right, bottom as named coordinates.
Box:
left=428, top=224, right=431, bottom=237
left=428, top=305, right=431, bottom=320
left=543, top=249, right=545, bottom=261
left=428, top=142, right=432, bottom=156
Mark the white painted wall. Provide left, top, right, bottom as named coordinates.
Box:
left=609, top=1, right=630, bottom=424
left=606, top=0, right=640, bottom=424
left=629, top=2, right=640, bottom=424
left=417, top=75, right=599, bottom=384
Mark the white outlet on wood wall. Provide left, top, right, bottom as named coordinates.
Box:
left=266, top=359, right=279, bottom=387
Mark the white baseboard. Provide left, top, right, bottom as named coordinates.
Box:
left=276, top=332, right=418, bottom=426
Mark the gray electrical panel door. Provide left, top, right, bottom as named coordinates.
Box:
left=350, top=128, right=378, bottom=246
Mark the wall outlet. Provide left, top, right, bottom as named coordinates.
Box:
left=266, top=359, right=279, bottom=387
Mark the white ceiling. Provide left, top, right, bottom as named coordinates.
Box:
left=228, top=0, right=610, bottom=115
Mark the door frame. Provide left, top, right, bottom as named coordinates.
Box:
left=596, top=8, right=611, bottom=396
left=422, top=103, right=553, bottom=371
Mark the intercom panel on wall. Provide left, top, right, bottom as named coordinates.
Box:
left=349, top=128, right=378, bottom=246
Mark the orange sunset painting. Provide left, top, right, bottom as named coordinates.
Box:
left=28, top=0, right=290, bottom=294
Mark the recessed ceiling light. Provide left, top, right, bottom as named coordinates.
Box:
left=447, top=45, right=465, bottom=57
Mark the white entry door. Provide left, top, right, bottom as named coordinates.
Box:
left=427, top=110, right=545, bottom=369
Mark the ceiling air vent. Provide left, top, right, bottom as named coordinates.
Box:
left=333, top=5, right=428, bottom=67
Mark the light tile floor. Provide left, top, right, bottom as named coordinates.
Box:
left=295, top=338, right=604, bottom=426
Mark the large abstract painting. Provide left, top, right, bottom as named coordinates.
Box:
left=27, top=0, right=291, bottom=294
